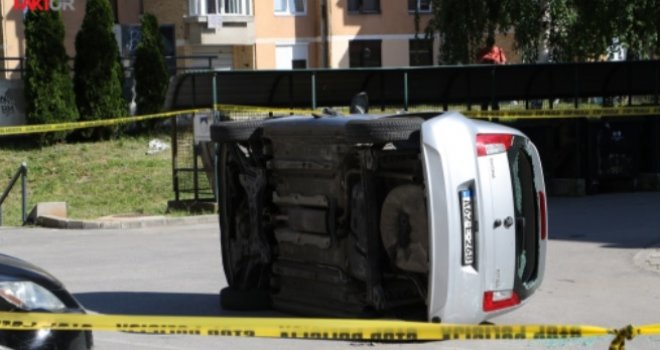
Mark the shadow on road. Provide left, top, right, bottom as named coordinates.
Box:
left=549, top=191, right=660, bottom=249
left=75, top=292, right=281, bottom=317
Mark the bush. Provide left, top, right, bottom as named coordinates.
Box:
left=134, top=13, right=169, bottom=117
left=24, top=10, right=79, bottom=144
left=73, top=0, right=127, bottom=139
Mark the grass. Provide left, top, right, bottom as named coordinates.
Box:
left=0, top=134, right=177, bottom=226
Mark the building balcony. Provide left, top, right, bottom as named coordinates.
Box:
left=186, top=0, right=255, bottom=46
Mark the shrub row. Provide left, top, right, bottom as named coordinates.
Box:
left=24, top=0, right=168, bottom=144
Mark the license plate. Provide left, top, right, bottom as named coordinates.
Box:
left=461, top=189, right=474, bottom=266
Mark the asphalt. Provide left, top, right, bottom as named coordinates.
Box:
left=1, top=192, right=660, bottom=349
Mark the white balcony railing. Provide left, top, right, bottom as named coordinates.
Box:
left=189, top=0, right=252, bottom=16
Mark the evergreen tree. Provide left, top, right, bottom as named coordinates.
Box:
left=134, top=13, right=169, bottom=117
left=24, top=9, right=79, bottom=144
left=73, top=0, right=126, bottom=138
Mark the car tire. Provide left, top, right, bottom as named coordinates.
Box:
left=219, top=287, right=272, bottom=311
left=211, top=119, right=264, bottom=143
left=345, top=117, right=424, bottom=144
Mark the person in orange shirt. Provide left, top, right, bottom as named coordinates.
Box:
left=478, top=35, right=506, bottom=110
left=478, top=35, right=507, bottom=64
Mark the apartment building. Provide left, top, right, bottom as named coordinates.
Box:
left=181, top=0, right=439, bottom=70
left=1, top=1, right=24, bottom=80
left=255, top=0, right=437, bottom=69
left=1, top=1, right=81, bottom=79
left=183, top=0, right=255, bottom=69
left=3, top=0, right=523, bottom=77
left=0, top=0, right=187, bottom=73
left=2, top=0, right=516, bottom=75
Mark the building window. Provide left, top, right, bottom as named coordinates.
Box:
left=207, top=0, right=218, bottom=14
left=189, top=0, right=252, bottom=16
left=407, top=0, right=431, bottom=13
left=349, top=40, right=381, bottom=67
left=409, top=39, right=433, bottom=66
left=292, top=59, right=307, bottom=69
left=347, top=0, right=380, bottom=14
left=275, top=0, right=306, bottom=15
left=224, top=0, right=249, bottom=14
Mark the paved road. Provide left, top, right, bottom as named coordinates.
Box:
left=1, top=192, right=660, bottom=349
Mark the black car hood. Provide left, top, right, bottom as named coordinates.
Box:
left=0, top=253, right=64, bottom=291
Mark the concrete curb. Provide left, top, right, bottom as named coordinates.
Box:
left=36, top=214, right=218, bottom=230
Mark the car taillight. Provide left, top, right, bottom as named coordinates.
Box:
left=476, top=134, right=514, bottom=157
left=483, top=290, right=520, bottom=312
left=539, top=191, right=547, bottom=240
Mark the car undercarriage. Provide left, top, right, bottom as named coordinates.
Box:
left=214, top=116, right=431, bottom=319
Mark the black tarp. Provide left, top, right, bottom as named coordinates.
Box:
left=166, top=60, right=660, bottom=110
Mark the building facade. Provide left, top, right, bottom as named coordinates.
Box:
left=182, top=0, right=255, bottom=70
left=1, top=0, right=518, bottom=77
left=253, top=0, right=439, bottom=69
left=167, top=0, right=517, bottom=69
left=179, top=0, right=443, bottom=70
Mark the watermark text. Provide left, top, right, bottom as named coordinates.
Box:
left=13, top=0, right=75, bottom=12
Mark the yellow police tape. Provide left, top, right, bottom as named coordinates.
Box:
left=215, top=104, right=660, bottom=120
left=0, top=312, right=658, bottom=349
left=1, top=105, right=660, bottom=137
left=0, top=108, right=207, bottom=137
left=468, top=105, right=660, bottom=120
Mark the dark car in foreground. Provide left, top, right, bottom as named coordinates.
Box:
left=0, top=253, right=92, bottom=350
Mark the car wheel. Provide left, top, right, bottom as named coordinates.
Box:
left=219, top=287, right=271, bottom=311
left=211, top=119, right=264, bottom=143
left=345, top=117, right=423, bottom=144
left=380, top=184, right=429, bottom=274
left=219, top=144, right=271, bottom=291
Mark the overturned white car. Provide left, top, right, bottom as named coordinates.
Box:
left=211, top=111, right=547, bottom=323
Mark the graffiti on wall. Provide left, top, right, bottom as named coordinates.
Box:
left=0, top=81, right=26, bottom=126
left=0, top=91, right=16, bottom=115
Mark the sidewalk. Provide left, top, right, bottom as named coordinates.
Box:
left=36, top=214, right=218, bottom=229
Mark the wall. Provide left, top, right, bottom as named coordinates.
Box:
left=0, top=80, right=25, bottom=126
left=1, top=0, right=26, bottom=79
left=233, top=45, right=254, bottom=69
left=327, top=1, right=434, bottom=68
left=61, top=0, right=87, bottom=57
left=0, top=0, right=4, bottom=76
left=0, top=0, right=154, bottom=80
left=144, top=0, right=186, bottom=43
left=117, top=0, right=140, bottom=25
left=382, top=39, right=408, bottom=67
left=329, top=1, right=432, bottom=36
left=254, top=0, right=320, bottom=69
left=187, top=18, right=255, bottom=47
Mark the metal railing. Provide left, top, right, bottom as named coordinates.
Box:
left=0, top=57, right=26, bottom=79
left=0, top=162, right=28, bottom=226
left=0, top=55, right=219, bottom=79
left=120, top=55, right=219, bottom=76
left=189, top=0, right=253, bottom=16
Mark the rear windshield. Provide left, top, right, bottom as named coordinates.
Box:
left=508, top=138, right=539, bottom=293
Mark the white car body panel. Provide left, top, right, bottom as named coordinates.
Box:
left=422, top=112, right=547, bottom=323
